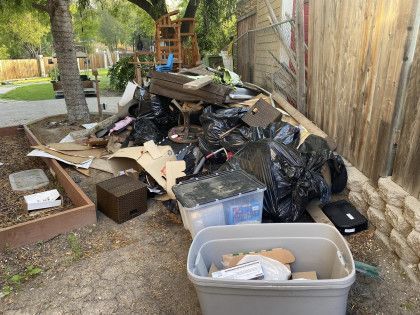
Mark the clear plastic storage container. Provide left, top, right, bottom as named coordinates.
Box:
left=172, top=170, right=266, bottom=237
left=187, top=223, right=356, bottom=315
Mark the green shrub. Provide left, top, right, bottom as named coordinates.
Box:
left=108, top=55, right=154, bottom=92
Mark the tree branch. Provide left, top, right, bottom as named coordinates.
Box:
left=127, top=0, right=154, bottom=17
left=183, top=0, right=200, bottom=18
left=32, top=1, right=49, bottom=13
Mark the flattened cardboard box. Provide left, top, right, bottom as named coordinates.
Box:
left=223, top=248, right=295, bottom=268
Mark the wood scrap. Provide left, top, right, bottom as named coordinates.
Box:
left=183, top=76, right=213, bottom=90
left=272, top=93, right=337, bottom=150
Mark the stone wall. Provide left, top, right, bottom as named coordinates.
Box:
left=345, top=160, right=420, bottom=283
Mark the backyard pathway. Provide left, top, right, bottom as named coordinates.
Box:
left=0, top=97, right=119, bottom=127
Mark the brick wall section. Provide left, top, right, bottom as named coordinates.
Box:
left=345, top=159, right=420, bottom=283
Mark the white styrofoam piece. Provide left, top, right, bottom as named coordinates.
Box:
left=119, top=81, right=138, bottom=107
left=24, top=189, right=62, bottom=211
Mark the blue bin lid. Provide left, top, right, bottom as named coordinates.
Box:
left=172, top=169, right=266, bottom=208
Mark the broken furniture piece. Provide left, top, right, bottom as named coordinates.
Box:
left=169, top=100, right=204, bottom=143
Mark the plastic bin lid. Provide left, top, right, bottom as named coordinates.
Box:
left=173, top=170, right=266, bottom=208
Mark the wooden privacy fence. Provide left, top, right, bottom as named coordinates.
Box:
left=0, top=52, right=121, bottom=81
left=308, top=0, right=419, bottom=196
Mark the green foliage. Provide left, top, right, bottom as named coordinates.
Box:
left=196, top=0, right=237, bottom=54
left=67, top=233, right=83, bottom=260
left=0, top=45, right=9, bottom=59
left=0, top=8, right=50, bottom=58
left=1, top=265, right=43, bottom=297
left=49, top=67, right=60, bottom=81
left=71, top=4, right=99, bottom=53
left=108, top=56, right=136, bottom=92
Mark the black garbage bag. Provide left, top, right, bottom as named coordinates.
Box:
left=221, top=139, right=331, bottom=222
left=200, top=106, right=251, bottom=152
left=130, top=118, right=163, bottom=145
left=298, top=135, right=347, bottom=193
left=252, top=121, right=300, bottom=146
left=129, top=95, right=179, bottom=145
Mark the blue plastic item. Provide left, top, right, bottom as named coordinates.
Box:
left=156, top=53, right=174, bottom=72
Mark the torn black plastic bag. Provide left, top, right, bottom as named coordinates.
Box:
left=222, top=139, right=331, bottom=222
left=130, top=118, right=163, bottom=145
left=199, top=106, right=251, bottom=152
left=299, top=134, right=347, bottom=194
left=200, top=106, right=299, bottom=153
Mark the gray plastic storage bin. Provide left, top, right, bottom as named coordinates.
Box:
left=173, top=170, right=266, bottom=237
left=187, top=223, right=355, bottom=315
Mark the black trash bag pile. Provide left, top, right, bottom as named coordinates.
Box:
left=298, top=135, right=347, bottom=194
left=199, top=106, right=251, bottom=153
left=129, top=95, right=179, bottom=145
left=221, top=139, right=332, bottom=222
left=199, top=106, right=299, bottom=154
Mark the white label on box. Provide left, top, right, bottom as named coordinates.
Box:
left=212, top=261, right=264, bottom=280
left=346, top=213, right=355, bottom=220
left=344, top=228, right=356, bottom=233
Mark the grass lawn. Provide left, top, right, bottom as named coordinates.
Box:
left=0, top=83, right=54, bottom=101
left=0, top=69, right=111, bottom=101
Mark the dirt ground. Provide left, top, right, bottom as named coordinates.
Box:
left=0, top=118, right=419, bottom=314
left=0, top=131, right=73, bottom=228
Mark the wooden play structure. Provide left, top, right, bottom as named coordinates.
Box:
left=132, top=11, right=201, bottom=83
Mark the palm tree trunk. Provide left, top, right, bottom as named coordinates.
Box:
left=49, top=0, right=90, bottom=124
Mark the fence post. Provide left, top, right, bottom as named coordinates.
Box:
left=37, top=55, right=46, bottom=77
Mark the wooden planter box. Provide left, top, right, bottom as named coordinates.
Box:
left=0, top=125, right=96, bottom=249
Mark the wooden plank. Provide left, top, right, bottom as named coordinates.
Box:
left=182, top=76, right=213, bottom=90
left=272, top=92, right=336, bottom=150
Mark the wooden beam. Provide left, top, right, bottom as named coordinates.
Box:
left=183, top=76, right=213, bottom=90
left=295, top=0, right=307, bottom=115
left=272, top=92, right=336, bottom=150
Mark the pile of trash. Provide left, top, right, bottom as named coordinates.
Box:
left=28, top=66, right=347, bottom=224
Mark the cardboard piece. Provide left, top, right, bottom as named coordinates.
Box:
left=144, top=140, right=163, bottom=159
left=57, top=148, right=106, bottom=158
left=223, top=248, right=295, bottom=268
left=110, top=147, right=144, bottom=162
left=27, top=149, right=93, bottom=169
left=75, top=168, right=91, bottom=177
left=24, top=189, right=62, bottom=211
left=59, top=133, right=75, bottom=143
left=31, top=145, right=91, bottom=164
left=137, top=146, right=176, bottom=189
left=291, top=271, right=318, bottom=280
left=47, top=142, right=91, bottom=151
left=90, top=158, right=115, bottom=173
left=165, top=160, right=186, bottom=199
left=208, top=263, right=219, bottom=277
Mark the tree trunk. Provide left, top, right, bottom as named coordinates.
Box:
left=49, top=0, right=90, bottom=124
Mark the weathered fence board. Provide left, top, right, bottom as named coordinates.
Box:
left=308, top=0, right=415, bottom=182
left=0, top=59, right=39, bottom=81
left=392, top=34, right=420, bottom=198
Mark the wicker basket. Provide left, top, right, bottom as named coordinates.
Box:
left=96, top=175, right=147, bottom=224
